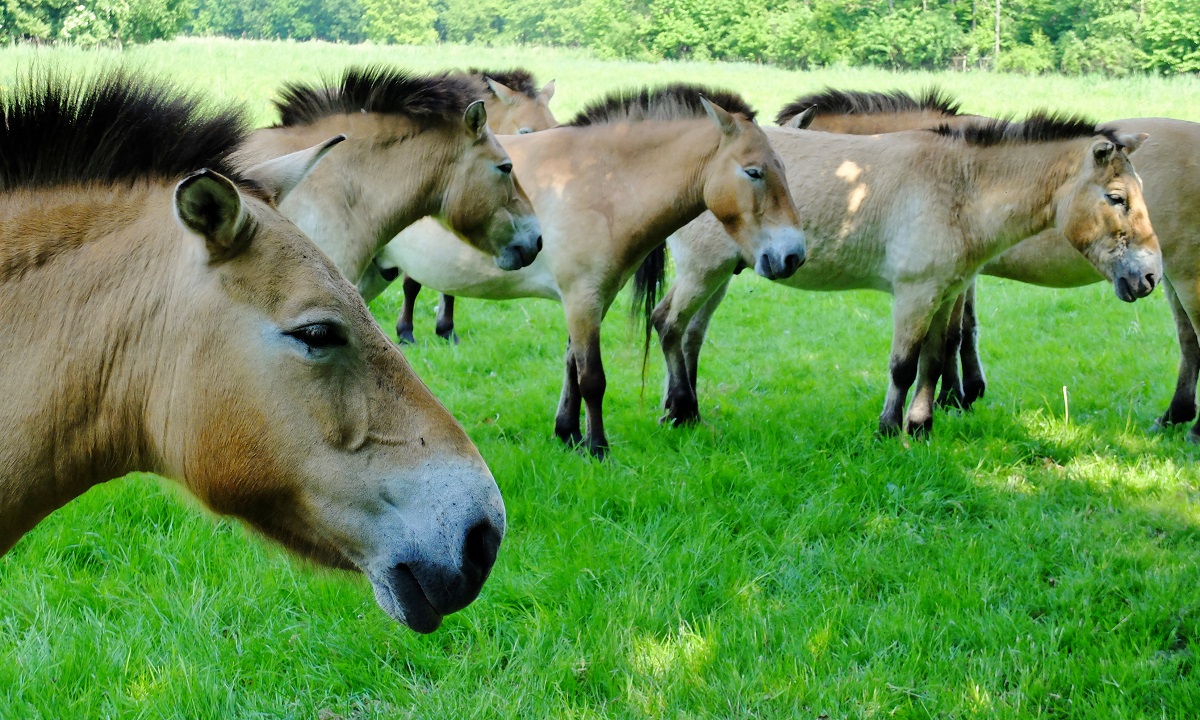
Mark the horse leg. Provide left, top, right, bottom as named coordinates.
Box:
left=682, top=276, right=733, bottom=402
left=653, top=267, right=733, bottom=426
left=1157, top=277, right=1200, bottom=428
left=554, top=337, right=583, bottom=447
left=959, top=280, right=987, bottom=408
left=879, top=289, right=938, bottom=436
left=395, top=276, right=422, bottom=345
left=935, top=292, right=967, bottom=410
left=906, top=301, right=954, bottom=436
left=558, top=300, right=608, bottom=457
left=435, top=294, right=460, bottom=344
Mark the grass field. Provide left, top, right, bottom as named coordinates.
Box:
left=2, top=38, right=1200, bottom=719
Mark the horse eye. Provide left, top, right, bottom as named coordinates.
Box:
left=1106, top=193, right=1127, bottom=207
left=497, top=161, right=514, bottom=174
left=517, top=128, right=534, bottom=135
left=744, top=167, right=764, bottom=180
left=286, top=322, right=347, bottom=350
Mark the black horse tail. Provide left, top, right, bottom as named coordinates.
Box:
left=630, top=242, right=668, bottom=389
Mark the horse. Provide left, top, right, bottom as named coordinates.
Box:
left=233, top=66, right=543, bottom=293
left=0, top=71, right=505, bottom=634
left=782, top=90, right=1195, bottom=435
left=775, top=86, right=979, bottom=134
left=378, top=68, right=560, bottom=343
left=377, top=84, right=805, bottom=457
left=652, top=114, right=1160, bottom=436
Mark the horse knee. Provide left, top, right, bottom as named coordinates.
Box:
left=578, top=365, right=606, bottom=402
left=889, top=351, right=920, bottom=389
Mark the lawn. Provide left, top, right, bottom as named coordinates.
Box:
left=2, top=38, right=1199, bottom=719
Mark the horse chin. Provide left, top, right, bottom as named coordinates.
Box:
left=369, top=565, right=444, bottom=633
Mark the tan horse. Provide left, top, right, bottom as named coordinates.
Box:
left=783, top=91, right=1196, bottom=434
left=377, top=68, right=559, bottom=342
left=775, top=87, right=978, bottom=134
left=654, top=115, right=1159, bottom=435
left=0, top=72, right=504, bottom=634
left=233, top=66, right=542, bottom=291
left=378, top=85, right=805, bottom=456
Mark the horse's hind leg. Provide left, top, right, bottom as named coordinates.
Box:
left=1157, top=277, right=1200, bottom=429
left=682, top=276, right=733, bottom=401
left=906, top=301, right=954, bottom=436
left=435, top=294, right=460, bottom=344
left=959, top=281, right=987, bottom=408
left=653, top=267, right=733, bottom=426
left=936, top=292, right=967, bottom=410
left=395, top=276, right=423, bottom=345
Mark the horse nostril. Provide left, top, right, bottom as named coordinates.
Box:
left=1145, top=273, right=1159, bottom=291
left=535, top=236, right=543, bottom=251
left=463, top=520, right=502, bottom=584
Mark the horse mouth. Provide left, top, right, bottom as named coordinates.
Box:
left=370, top=564, right=443, bottom=633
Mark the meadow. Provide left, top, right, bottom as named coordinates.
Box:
left=2, top=38, right=1200, bottom=719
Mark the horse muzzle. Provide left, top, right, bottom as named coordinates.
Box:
left=495, top=216, right=542, bottom=271
left=754, top=227, right=807, bottom=281
left=1113, top=248, right=1162, bottom=303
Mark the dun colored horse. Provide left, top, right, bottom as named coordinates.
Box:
left=0, top=72, right=504, bottom=634
left=365, top=68, right=559, bottom=341
left=233, top=66, right=542, bottom=292
left=653, top=114, right=1159, bottom=435
left=376, top=85, right=805, bottom=456
left=785, top=91, right=1191, bottom=435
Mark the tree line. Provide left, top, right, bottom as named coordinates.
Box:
left=2, top=0, right=1197, bottom=75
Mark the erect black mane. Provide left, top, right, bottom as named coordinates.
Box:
left=274, top=66, right=479, bottom=128
left=567, top=83, right=757, bottom=127
left=0, top=70, right=252, bottom=192
left=775, top=87, right=962, bottom=125
left=932, top=111, right=1120, bottom=147
left=466, top=68, right=539, bottom=98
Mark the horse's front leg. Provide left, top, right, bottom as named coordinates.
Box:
left=554, top=337, right=583, bottom=447
left=959, top=281, right=987, bottom=407
left=906, top=300, right=955, bottom=436
left=936, top=291, right=967, bottom=410
left=395, top=275, right=423, bottom=345
left=879, top=288, right=939, bottom=436
left=1157, top=277, right=1200, bottom=429
left=435, top=294, right=459, bottom=344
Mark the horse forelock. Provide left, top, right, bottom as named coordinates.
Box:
left=274, top=66, right=480, bottom=128
left=567, top=83, right=757, bottom=127
left=466, top=68, right=539, bottom=98
left=931, top=111, right=1111, bottom=147
left=0, top=70, right=255, bottom=193
left=774, top=87, right=962, bottom=125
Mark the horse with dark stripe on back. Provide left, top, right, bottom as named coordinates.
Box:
left=0, top=70, right=505, bottom=634
left=652, top=110, right=1159, bottom=436
left=375, top=83, right=805, bottom=457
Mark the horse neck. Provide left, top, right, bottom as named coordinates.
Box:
left=957, top=141, right=1082, bottom=253
left=248, top=119, right=454, bottom=283
left=554, top=119, right=718, bottom=262
left=0, top=187, right=180, bottom=552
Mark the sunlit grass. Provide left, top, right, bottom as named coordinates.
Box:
left=1, top=38, right=1199, bottom=718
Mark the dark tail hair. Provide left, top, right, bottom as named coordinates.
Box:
left=630, top=243, right=668, bottom=390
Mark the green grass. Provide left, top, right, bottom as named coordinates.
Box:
left=2, top=38, right=1200, bottom=719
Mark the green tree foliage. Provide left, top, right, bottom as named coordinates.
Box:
left=0, top=0, right=1197, bottom=76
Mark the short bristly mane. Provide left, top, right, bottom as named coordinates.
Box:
left=774, top=87, right=962, bottom=126
left=0, top=71, right=252, bottom=192
left=274, top=66, right=479, bottom=128
left=467, top=68, right=539, bottom=98
left=932, top=112, right=1121, bottom=147
left=567, top=83, right=757, bottom=127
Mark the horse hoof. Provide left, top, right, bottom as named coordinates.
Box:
left=936, top=389, right=965, bottom=412
left=437, top=328, right=460, bottom=345
left=877, top=419, right=902, bottom=437
left=555, top=426, right=584, bottom=447
left=587, top=442, right=609, bottom=460
left=906, top=416, right=934, bottom=439
left=396, top=329, right=416, bottom=345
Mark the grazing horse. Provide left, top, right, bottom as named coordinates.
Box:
left=0, top=71, right=505, bottom=634
left=233, top=66, right=542, bottom=292
left=377, top=85, right=805, bottom=457
left=379, top=68, right=559, bottom=342
left=653, top=114, right=1159, bottom=436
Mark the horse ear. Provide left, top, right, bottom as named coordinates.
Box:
left=1092, top=140, right=1116, bottom=165
left=785, top=106, right=817, bottom=130
left=539, top=80, right=555, bottom=102
left=241, top=135, right=345, bottom=205
left=486, top=78, right=521, bottom=107
left=699, top=96, right=738, bottom=136
left=1118, top=132, right=1149, bottom=152
left=175, top=170, right=253, bottom=262
left=464, top=100, right=489, bottom=140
